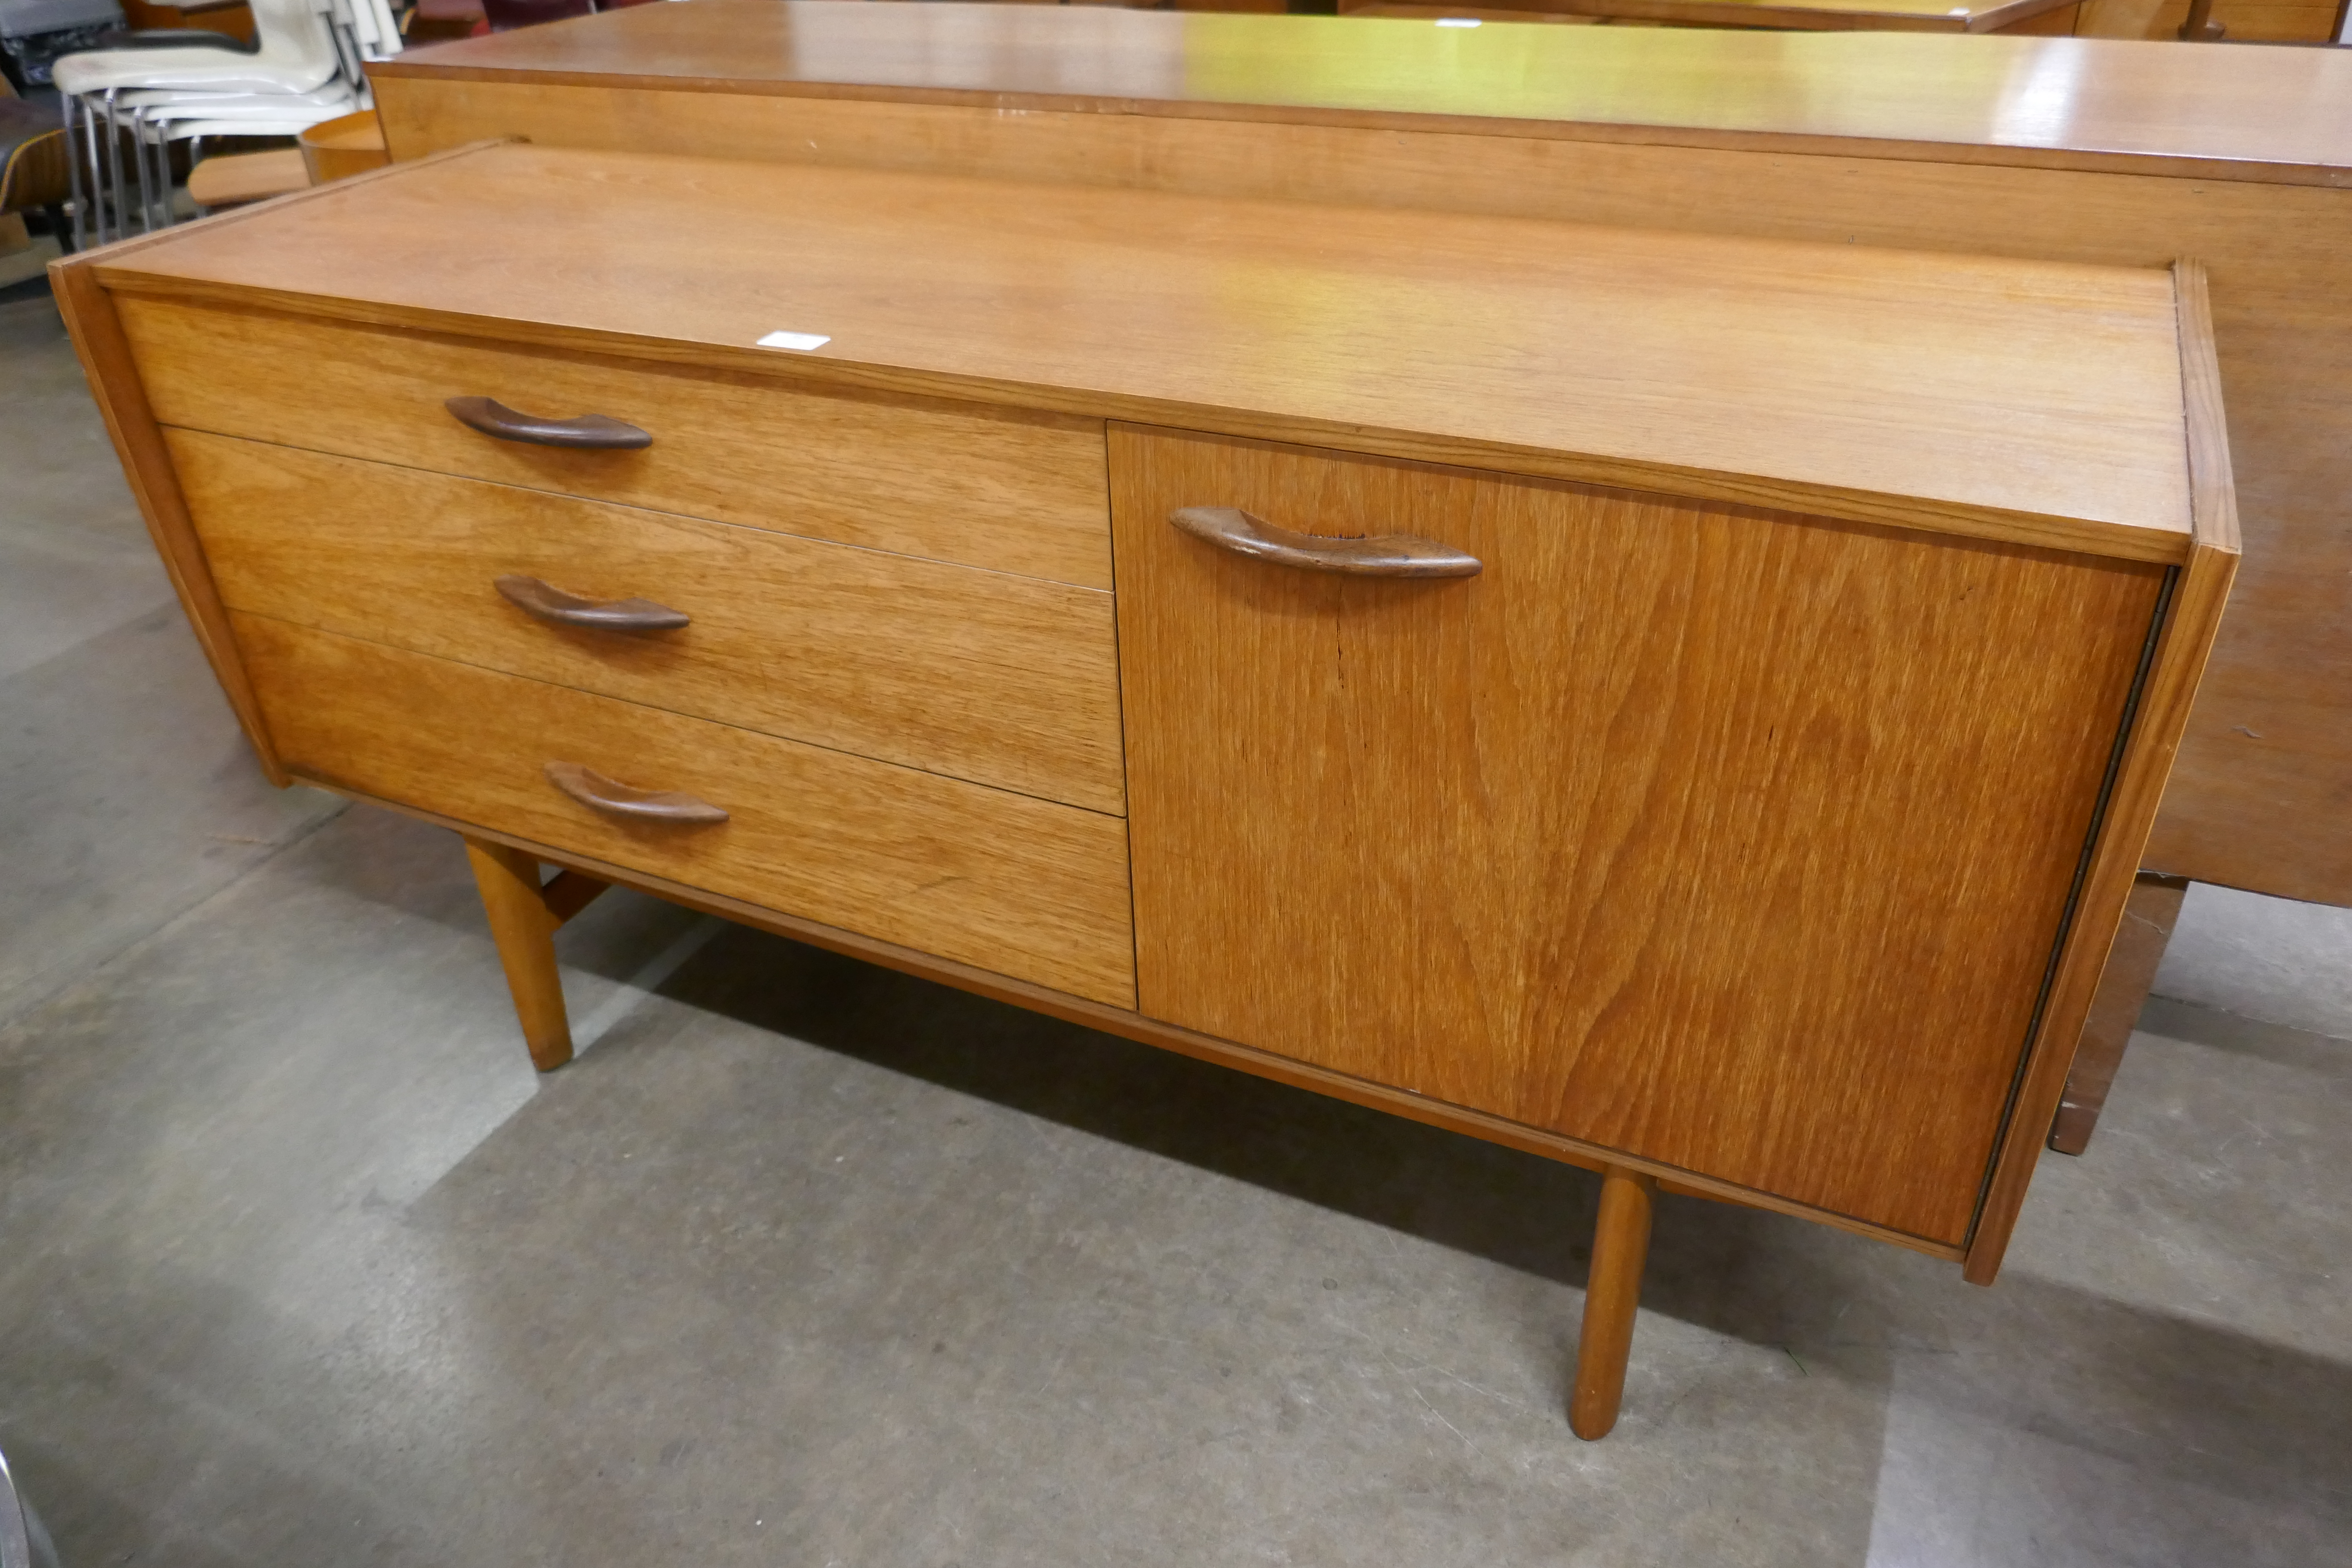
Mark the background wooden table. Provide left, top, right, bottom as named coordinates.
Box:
left=1338, top=0, right=2089, bottom=33
left=930, top=0, right=2341, bottom=43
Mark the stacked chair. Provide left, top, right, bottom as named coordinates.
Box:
left=54, top=0, right=398, bottom=245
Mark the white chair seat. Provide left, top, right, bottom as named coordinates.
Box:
left=125, top=84, right=357, bottom=117
left=52, top=44, right=254, bottom=82
left=54, top=50, right=339, bottom=95
left=154, top=108, right=349, bottom=139
left=55, top=0, right=343, bottom=95
left=61, top=0, right=398, bottom=245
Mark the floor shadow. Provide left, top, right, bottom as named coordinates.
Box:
left=647, top=920, right=2352, bottom=1533
left=2138, top=993, right=2350, bottom=1068
left=0, top=274, right=54, bottom=310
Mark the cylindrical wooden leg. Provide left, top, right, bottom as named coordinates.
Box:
left=463, top=836, right=574, bottom=1072
left=1570, top=1165, right=1656, bottom=1441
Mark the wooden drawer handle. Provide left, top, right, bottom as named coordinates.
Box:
left=445, top=395, right=652, bottom=450
left=1170, top=506, right=1481, bottom=579
left=496, top=574, right=690, bottom=632
left=543, top=761, right=729, bottom=824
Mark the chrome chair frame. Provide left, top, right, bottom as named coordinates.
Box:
left=56, top=0, right=392, bottom=246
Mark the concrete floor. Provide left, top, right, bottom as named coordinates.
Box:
left=3, top=275, right=2349, bottom=1567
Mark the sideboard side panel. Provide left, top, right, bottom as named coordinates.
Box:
left=49, top=264, right=288, bottom=786
left=1961, top=263, right=2243, bottom=1282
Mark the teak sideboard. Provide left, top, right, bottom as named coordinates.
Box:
left=56, top=139, right=2235, bottom=1439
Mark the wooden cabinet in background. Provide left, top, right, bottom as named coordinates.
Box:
left=56, top=140, right=2235, bottom=1440
left=2074, top=0, right=2341, bottom=38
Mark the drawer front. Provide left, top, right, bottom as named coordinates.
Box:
left=1113, top=424, right=2169, bottom=1244
left=175, top=430, right=1125, bottom=815
left=238, top=614, right=1137, bottom=1007
left=122, top=297, right=1113, bottom=590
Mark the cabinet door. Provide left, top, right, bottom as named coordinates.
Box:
left=1111, top=425, right=2167, bottom=1245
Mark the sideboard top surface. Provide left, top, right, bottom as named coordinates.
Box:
left=369, top=0, right=2352, bottom=188
left=97, top=142, right=2192, bottom=556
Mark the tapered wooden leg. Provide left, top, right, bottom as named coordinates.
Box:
left=464, top=836, right=575, bottom=1072
left=2049, top=870, right=2189, bottom=1155
left=1570, top=1165, right=1656, bottom=1440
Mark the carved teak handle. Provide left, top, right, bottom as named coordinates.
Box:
left=495, top=574, right=690, bottom=632
left=543, top=761, right=729, bottom=824
left=1170, top=506, right=1482, bottom=579
left=445, top=395, right=652, bottom=450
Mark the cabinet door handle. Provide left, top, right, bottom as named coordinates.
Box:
left=543, top=761, right=729, bottom=824
left=496, top=574, right=690, bottom=632
left=1170, top=506, right=1481, bottom=579
left=445, top=395, right=652, bottom=450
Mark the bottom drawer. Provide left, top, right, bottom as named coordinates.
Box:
left=236, top=614, right=1137, bottom=1006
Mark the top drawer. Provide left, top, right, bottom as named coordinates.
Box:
left=116, top=297, right=1114, bottom=591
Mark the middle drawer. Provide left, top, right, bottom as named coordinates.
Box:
left=171, top=429, right=1127, bottom=815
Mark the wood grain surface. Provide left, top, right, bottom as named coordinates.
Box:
left=183, top=149, right=309, bottom=209
left=1319, top=7, right=2108, bottom=36
left=463, top=836, right=576, bottom=1071
left=359, top=56, right=2352, bottom=910
left=1960, top=260, right=2239, bottom=1281
left=237, top=614, right=1137, bottom=1005
left=298, top=108, right=391, bottom=186
left=2076, top=0, right=2338, bottom=36
left=47, top=262, right=289, bottom=786
left=118, top=296, right=1114, bottom=590
left=1570, top=1167, right=1655, bottom=1442
left=1409, top=0, right=2082, bottom=29
left=1113, top=426, right=2168, bottom=1245
left=372, top=2, right=2352, bottom=185
left=1340, top=0, right=2086, bottom=27
left=2049, top=871, right=2189, bottom=1156
left=169, top=430, right=1127, bottom=813
left=99, top=144, right=2192, bottom=562
left=1332, top=5, right=1603, bottom=21
left=1988, top=2, right=2087, bottom=29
